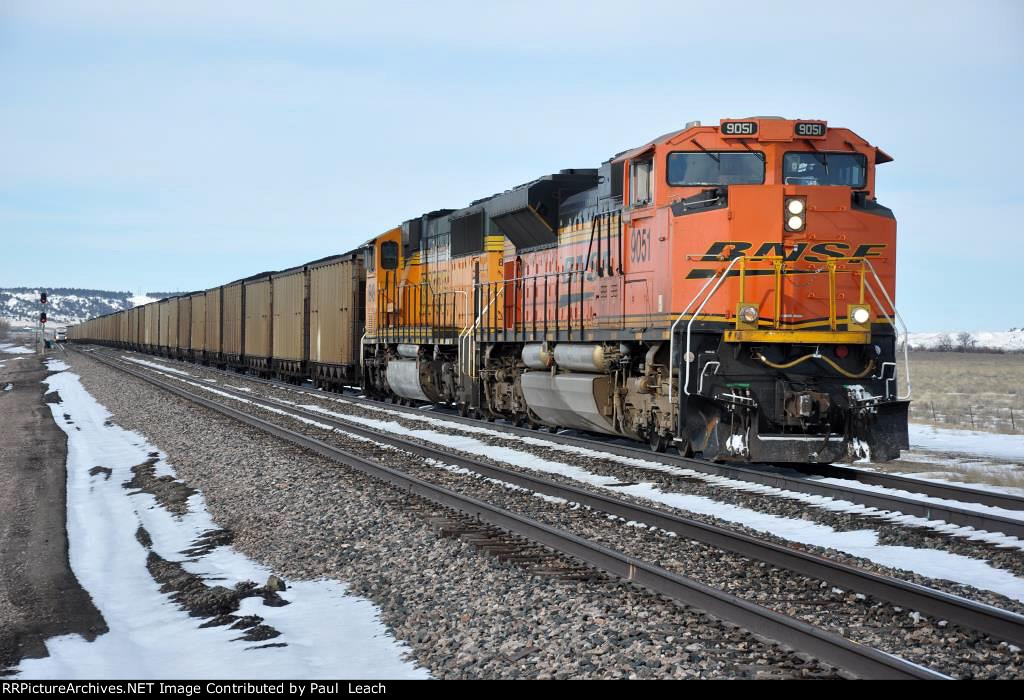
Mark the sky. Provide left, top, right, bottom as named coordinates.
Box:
left=1, top=1, right=1022, bottom=330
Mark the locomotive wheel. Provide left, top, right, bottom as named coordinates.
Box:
left=649, top=431, right=669, bottom=453
left=457, top=402, right=469, bottom=417
left=674, top=437, right=694, bottom=458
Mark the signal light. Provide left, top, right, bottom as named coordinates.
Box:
left=40, top=312, right=47, bottom=324
left=40, top=292, right=48, bottom=304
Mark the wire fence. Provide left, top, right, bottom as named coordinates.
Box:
left=909, top=402, right=1021, bottom=434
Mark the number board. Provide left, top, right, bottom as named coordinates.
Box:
left=720, top=121, right=758, bottom=137
left=794, top=121, right=827, bottom=139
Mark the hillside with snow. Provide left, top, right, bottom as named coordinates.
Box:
left=1, top=288, right=167, bottom=327
left=907, top=330, right=1024, bottom=352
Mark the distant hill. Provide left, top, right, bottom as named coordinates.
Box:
left=0, top=288, right=174, bottom=327
left=907, top=331, right=1024, bottom=352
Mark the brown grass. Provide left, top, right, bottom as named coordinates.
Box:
left=872, top=457, right=1024, bottom=488
left=899, top=351, right=1024, bottom=434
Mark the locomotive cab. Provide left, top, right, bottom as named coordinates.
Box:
left=654, top=118, right=908, bottom=462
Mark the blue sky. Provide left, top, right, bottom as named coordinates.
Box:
left=2, top=1, right=1022, bottom=330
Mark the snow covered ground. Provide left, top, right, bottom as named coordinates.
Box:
left=860, top=423, right=1024, bottom=497
left=13, top=360, right=427, bottom=680
left=908, top=330, right=1024, bottom=351
left=908, top=424, right=1024, bottom=463
left=127, top=294, right=159, bottom=307
left=0, top=342, right=34, bottom=354
left=123, top=355, right=193, bottom=376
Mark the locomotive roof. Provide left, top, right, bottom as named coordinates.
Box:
left=610, top=118, right=893, bottom=165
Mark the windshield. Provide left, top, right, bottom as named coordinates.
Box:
left=667, top=151, right=764, bottom=186
left=783, top=152, right=867, bottom=187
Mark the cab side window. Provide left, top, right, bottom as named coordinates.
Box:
left=380, top=241, right=399, bottom=270
left=631, top=157, right=653, bottom=207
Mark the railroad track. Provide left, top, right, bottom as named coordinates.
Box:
left=99, top=346, right=1024, bottom=539
left=81, top=347, right=1024, bottom=645
left=73, top=347, right=1024, bottom=678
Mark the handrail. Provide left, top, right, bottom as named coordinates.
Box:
left=682, top=257, right=745, bottom=397
left=459, top=285, right=505, bottom=379
left=669, top=254, right=911, bottom=412
left=388, top=281, right=471, bottom=344
left=859, top=258, right=911, bottom=400
left=667, top=256, right=743, bottom=411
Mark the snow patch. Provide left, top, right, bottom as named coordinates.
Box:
left=128, top=294, right=159, bottom=307
left=122, top=356, right=193, bottom=376
left=909, top=424, right=1024, bottom=463
left=13, top=365, right=427, bottom=680
left=0, top=342, right=34, bottom=354
left=725, top=433, right=748, bottom=457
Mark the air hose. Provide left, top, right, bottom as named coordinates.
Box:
left=755, top=352, right=876, bottom=379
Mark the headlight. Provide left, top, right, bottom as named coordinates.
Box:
left=784, top=197, right=806, bottom=231
left=851, top=307, right=871, bottom=325
left=739, top=305, right=759, bottom=324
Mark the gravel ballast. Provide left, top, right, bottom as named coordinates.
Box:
left=116, top=354, right=1024, bottom=678
left=122, top=350, right=1024, bottom=614
left=66, top=351, right=852, bottom=679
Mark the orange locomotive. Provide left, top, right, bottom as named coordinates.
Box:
left=363, top=116, right=909, bottom=463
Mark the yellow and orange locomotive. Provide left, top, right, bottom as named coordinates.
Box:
left=362, top=116, right=909, bottom=462
left=72, top=116, right=910, bottom=463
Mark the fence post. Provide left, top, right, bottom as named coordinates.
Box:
left=931, top=402, right=937, bottom=421
left=1011, top=407, right=1017, bottom=432
left=968, top=405, right=975, bottom=429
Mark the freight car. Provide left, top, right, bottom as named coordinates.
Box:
left=70, top=116, right=909, bottom=464
left=306, top=252, right=365, bottom=390
left=74, top=252, right=366, bottom=386
left=189, top=291, right=206, bottom=362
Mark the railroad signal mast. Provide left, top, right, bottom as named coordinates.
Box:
left=37, top=290, right=47, bottom=354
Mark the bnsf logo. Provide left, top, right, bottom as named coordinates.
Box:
left=686, top=240, right=887, bottom=279
left=699, top=240, right=886, bottom=261
left=721, top=121, right=757, bottom=136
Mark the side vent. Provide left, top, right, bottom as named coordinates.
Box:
left=451, top=210, right=485, bottom=257
left=485, top=170, right=598, bottom=249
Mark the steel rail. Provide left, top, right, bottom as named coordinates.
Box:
left=96, top=350, right=1024, bottom=649
left=80, top=348, right=948, bottom=680
left=778, top=462, right=1024, bottom=512
left=89, top=346, right=1024, bottom=524
left=325, top=394, right=1024, bottom=536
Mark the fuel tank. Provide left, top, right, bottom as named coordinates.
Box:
left=386, top=359, right=431, bottom=401
left=552, top=344, right=611, bottom=372
left=519, top=371, right=616, bottom=435
left=521, top=343, right=554, bottom=370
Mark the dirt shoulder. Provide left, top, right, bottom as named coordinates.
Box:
left=0, top=352, right=106, bottom=674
